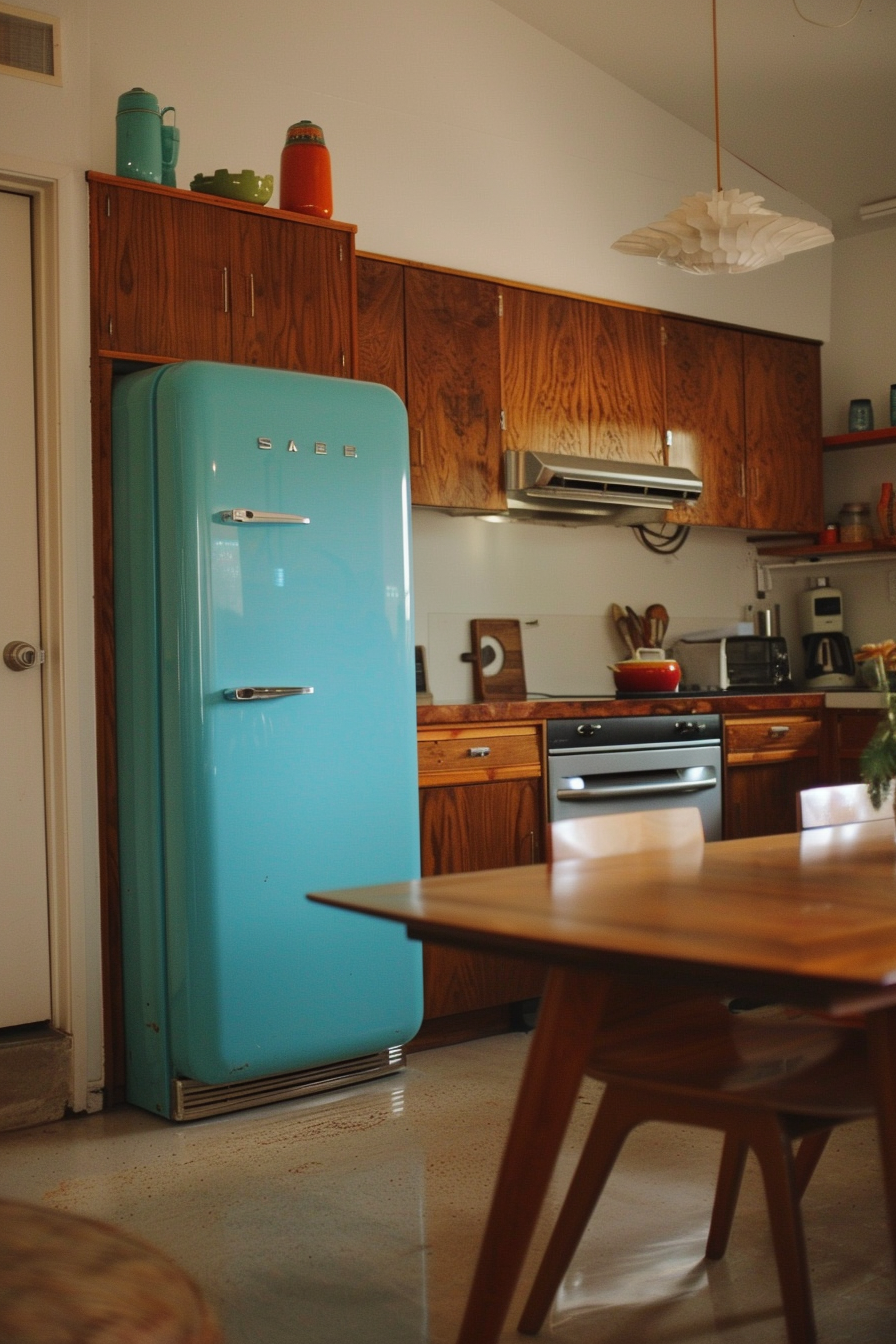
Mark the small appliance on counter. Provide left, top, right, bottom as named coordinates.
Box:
left=799, top=577, right=856, bottom=688
left=672, top=634, right=792, bottom=693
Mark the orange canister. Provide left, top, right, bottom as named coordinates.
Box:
left=279, top=121, right=333, bottom=218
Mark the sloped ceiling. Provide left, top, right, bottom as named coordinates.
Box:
left=492, top=0, right=896, bottom=239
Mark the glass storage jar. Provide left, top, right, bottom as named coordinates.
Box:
left=838, top=502, right=872, bottom=543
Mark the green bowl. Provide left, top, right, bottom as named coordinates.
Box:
left=190, top=169, right=274, bottom=204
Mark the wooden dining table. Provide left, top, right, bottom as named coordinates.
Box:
left=309, top=818, right=896, bottom=1344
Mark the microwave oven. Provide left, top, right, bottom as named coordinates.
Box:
left=672, top=636, right=792, bottom=692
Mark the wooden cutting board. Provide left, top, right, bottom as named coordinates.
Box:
left=469, top=619, right=527, bottom=701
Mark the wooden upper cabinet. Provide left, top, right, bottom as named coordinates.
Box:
left=744, top=333, right=822, bottom=534
left=590, top=304, right=664, bottom=463
left=356, top=256, right=406, bottom=400
left=663, top=318, right=747, bottom=529
left=501, top=289, right=590, bottom=457
left=230, top=212, right=353, bottom=377
left=91, top=180, right=231, bottom=361
left=404, top=267, right=504, bottom=511
left=88, top=174, right=357, bottom=377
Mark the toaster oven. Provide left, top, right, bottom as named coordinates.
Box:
left=672, top=636, right=792, bottom=693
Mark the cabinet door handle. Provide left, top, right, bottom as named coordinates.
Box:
left=223, top=266, right=229, bottom=314
left=769, top=725, right=790, bottom=737
left=468, top=746, right=490, bottom=757
left=525, top=829, right=537, bottom=864
left=738, top=463, right=746, bottom=498
left=249, top=272, right=255, bottom=318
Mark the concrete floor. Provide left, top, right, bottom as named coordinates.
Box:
left=0, top=1031, right=893, bottom=1342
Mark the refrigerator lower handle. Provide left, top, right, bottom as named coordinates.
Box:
left=224, top=687, right=314, bottom=700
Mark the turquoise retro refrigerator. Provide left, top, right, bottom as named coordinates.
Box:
left=113, top=362, right=423, bottom=1119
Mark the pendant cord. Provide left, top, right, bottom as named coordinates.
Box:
left=712, top=0, right=722, bottom=192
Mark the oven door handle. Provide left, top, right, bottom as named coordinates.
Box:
left=556, top=775, right=717, bottom=802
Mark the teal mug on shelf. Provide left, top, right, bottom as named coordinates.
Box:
left=848, top=398, right=873, bottom=433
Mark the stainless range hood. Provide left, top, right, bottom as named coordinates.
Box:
left=502, top=451, right=702, bottom=525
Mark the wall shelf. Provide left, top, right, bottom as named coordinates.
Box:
left=823, top=427, right=896, bottom=451
left=756, top=540, right=896, bottom=558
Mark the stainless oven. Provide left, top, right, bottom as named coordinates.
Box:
left=547, top=714, right=723, bottom=840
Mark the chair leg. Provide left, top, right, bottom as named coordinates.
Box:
left=794, top=1129, right=831, bottom=1199
left=517, top=1084, right=641, bottom=1336
left=750, top=1115, right=817, bottom=1344
left=705, top=1134, right=749, bottom=1260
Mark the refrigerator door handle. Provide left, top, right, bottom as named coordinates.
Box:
left=220, top=509, right=311, bottom=525
left=224, top=687, right=315, bottom=701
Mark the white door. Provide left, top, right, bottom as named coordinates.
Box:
left=0, top=189, right=51, bottom=1027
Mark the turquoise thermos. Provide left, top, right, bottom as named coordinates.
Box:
left=116, top=88, right=176, bottom=184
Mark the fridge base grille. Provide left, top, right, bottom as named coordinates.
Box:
left=170, top=1046, right=406, bottom=1121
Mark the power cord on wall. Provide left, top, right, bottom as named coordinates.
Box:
left=632, top=523, right=691, bottom=555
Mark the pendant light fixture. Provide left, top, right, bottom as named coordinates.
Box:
left=612, top=0, right=834, bottom=275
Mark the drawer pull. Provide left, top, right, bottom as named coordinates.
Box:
left=468, top=746, right=491, bottom=758
left=768, top=725, right=790, bottom=737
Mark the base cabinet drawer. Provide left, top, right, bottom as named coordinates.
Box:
left=725, top=715, right=821, bottom=762
left=418, top=724, right=541, bottom=786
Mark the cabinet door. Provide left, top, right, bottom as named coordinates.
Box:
left=404, top=268, right=504, bottom=510
left=725, top=757, right=821, bottom=838
left=230, top=213, right=354, bottom=376
left=663, top=318, right=747, bottom=528
left=419, top=778, right=546, bottom=1017
left=744, top=333, right=822, bottom=533
left=831, top=710, right=882, bottom=784
left=590, top=303, right=664, bottom=463
left=90, top=182, right=231, bottom=360
left=501, top=288, right=591, bottom=457
left=356, top=256, right=406, bottom=399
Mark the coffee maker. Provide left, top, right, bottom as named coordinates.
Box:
left=799, top=578, right=856, bottom=688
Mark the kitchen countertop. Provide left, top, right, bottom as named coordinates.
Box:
left=417, top=692, right=827, bottom=726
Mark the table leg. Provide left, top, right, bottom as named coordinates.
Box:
left=866, top=1004, right=896, bottom=1264
left=455, top=965, right=609, bottom=1344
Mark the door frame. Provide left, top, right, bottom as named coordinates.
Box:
left=1, top=160, right=103, bottom=1113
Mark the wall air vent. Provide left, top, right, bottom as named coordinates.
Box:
left=0, top=3, right=60, bottom=85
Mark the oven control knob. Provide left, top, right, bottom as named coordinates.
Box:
left=674, top=720, right=699, bottom=736
left=576, top=723, right=600, bottom=736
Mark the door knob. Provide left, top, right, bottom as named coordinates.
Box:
left=3, top=641, right=42, bottom=671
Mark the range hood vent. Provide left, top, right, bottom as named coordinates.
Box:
left=502, top=451, right=702, bottom=525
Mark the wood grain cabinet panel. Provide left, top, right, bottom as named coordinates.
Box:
left=501, top=289, right=591, bottom=457
left=91, top=181, right=231, bottom=361
left=828, top=709, right=883, bottom=784
left=230, top=213, right=353, bottom=377
left=744, top=333, right=822, bottom=534
left=419, top=777, right=546, bottom=1018
left=356, top=256, right=406, bottom=400
left=404, top=267, right=504, bottom=511
left=89, top=176, right=356, bottom=376
left=724, top=713, right=822, bottom=838
left=590, top=303, right=664, bottom=463
left=663, top=318, right=747, bottom=529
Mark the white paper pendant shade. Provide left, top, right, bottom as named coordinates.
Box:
left=612, top=188, right=833, bottom=276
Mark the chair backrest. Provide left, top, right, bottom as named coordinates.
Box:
left=549, top=806, right=705, bottom=862
left=797, top=782, right=890, bottom=831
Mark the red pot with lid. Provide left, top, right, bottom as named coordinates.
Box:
left=610, top=649, right=681, bottom=693
left=279, top=120, right=333, bottom=218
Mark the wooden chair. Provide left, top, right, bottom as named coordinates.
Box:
left=0, top=1200, right=222, bottom=1343
left=797, top=781, right=889, bottom=830
left=519, top=807, right=875, bottom=1344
